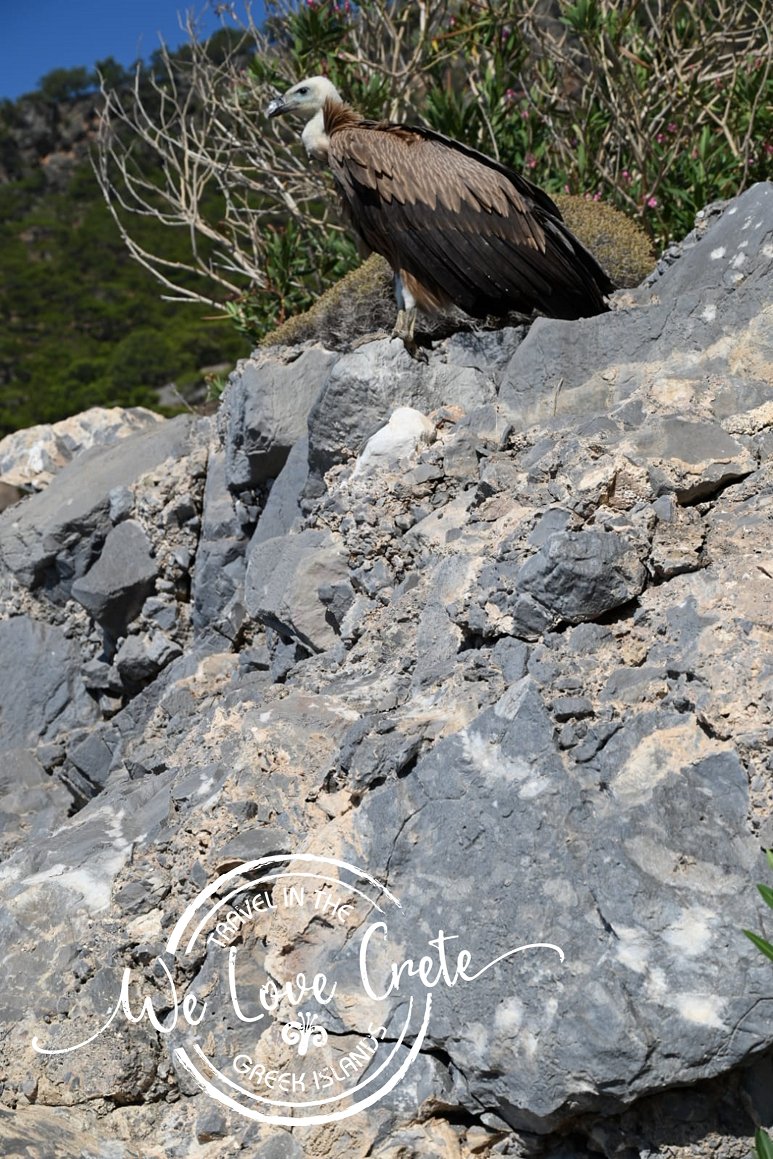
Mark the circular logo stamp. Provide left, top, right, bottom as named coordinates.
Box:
left=32, top=851, right=563, bottom=1126
left=166, top=853, right=432, bottom=1126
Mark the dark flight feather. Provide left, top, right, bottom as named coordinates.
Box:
left=324, top=100, right=615, bottom=320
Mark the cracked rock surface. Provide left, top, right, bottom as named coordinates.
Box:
left=0, top=183, right=772, bottom=1158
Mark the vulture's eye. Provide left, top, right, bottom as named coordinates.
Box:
left=298, top=86, right=309, bottom=95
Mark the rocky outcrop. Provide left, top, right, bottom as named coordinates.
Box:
left=0, top=92, right=102, bottom=185
left=0, top=406, right=164, bottom=493
left=0, top=183, right=771, bottom=1159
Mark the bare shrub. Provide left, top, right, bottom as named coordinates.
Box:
left=94, top=1, right=772, bottom=339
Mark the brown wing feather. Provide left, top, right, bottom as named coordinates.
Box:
left=325, top=108, right=614, bottom=320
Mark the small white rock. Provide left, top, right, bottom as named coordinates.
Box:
left=351, top=406, right=434, bottom=477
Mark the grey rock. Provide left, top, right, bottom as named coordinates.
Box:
left=114, top=630, right=182, bottom=687
left=529, top=507, right=573, bottom=546
left=191, top=447, right=247, bottom=635
left=265, top=629, right=306, bottom=682
left=462, top=402, right=514, bottom=449
left=351, top=557, right=393, bottom=599
left=0, top=616, right=98, bottom=748
left=491, top=638, right=529, bottom=683
left=244, top=529, right=349, bottom=653
left=413, top=556, right=471, bottom=685
left=442, top=432, right=480, bottom=479
left=410, top=462, right=444, bottom=484
left=442, top=325, right=525, bottom=374
left=250, top=1135, right=306, bottom=1158
left=215, top=826, right=290, bottom=863
left=630, top=416, right=754, bottom=502
left=0, top=414, right=197, bottom=598
left=318, top=578, right=356, bottom=631
left=0, top=749, right=73, bottom=860
left=66, top=724, right=120, bottom=791
left=509, top=592, right=555, bottom=639
left=70, top=519, right=157, bottom=634
left=552, top=694, right=594, bottom=721
left=643, top=198, right=728, bottom=286
left=141, top=595, right=177, bottom=631
left=124, top=742, right=169, bottom=779
left=601, top=664, right=668, bottom=705
left=163, top=492, right=197, bottom=527
left=499, top=182, right=773, bottom=430
left=358, top=698, right=769, bottom=1132
left=305, top=336, right=497, bottom=495
left=98, top=693, right=122, bottom=718
left=251, top=435, right=309, bottom=548
left=517, top=529, right=647, bottom=625
left=220, top=347, right=337, bottom=490
left=196, top=1107, right=227, bottom=1142
left=108, top=485, right=133, bottom=523
left=81, top=658, right=124, bottom=696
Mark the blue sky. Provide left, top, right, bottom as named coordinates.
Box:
left=0, top=1, right=264, bottom=101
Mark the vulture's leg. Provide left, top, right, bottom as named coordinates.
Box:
left=391, top=275, right=425, bottom=361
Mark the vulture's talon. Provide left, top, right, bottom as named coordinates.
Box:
left=406, top=341, right=429, bottom=364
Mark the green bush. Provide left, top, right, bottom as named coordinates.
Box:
left=555, top=195, right=656, bottom=289
left=745, top=850, right=773, bottom=1158
left=756, top=1128, right=773, bottom=1159
left=96, top=0, right=771, bottom=348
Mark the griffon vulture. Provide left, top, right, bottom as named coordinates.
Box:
left=267, top=76, right=615, bottom=352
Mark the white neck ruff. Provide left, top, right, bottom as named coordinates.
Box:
left=302, top=110, right=330, bottom=161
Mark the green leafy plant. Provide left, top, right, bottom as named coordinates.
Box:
left=756, top=1128, right=773, bottom=1159
left=744, top=851, right=773, bottom=1159
left=744, top=849, right=773, bottom=962
left=94, top=0, right=771, bottom=348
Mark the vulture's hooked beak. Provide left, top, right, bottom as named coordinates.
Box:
left=266, top=96, right=286, bottom=119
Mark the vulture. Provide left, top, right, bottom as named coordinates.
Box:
left=267, top=76, right=615, bottom=352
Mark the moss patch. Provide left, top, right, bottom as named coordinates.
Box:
left=556, top=195, right=656, bottom=289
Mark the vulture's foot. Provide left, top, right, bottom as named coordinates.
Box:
left=391, top=308, right=428, bottom=362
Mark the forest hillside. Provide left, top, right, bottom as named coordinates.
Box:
left=0, top=55, right=248, bottom=436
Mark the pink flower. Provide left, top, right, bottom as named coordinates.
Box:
left=646, top=196, right=658, bottom=208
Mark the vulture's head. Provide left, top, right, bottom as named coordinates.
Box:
left=266, top=76, right=342, bottom=120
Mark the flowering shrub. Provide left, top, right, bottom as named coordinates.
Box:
left=96, top=0, right=772, bottom=342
